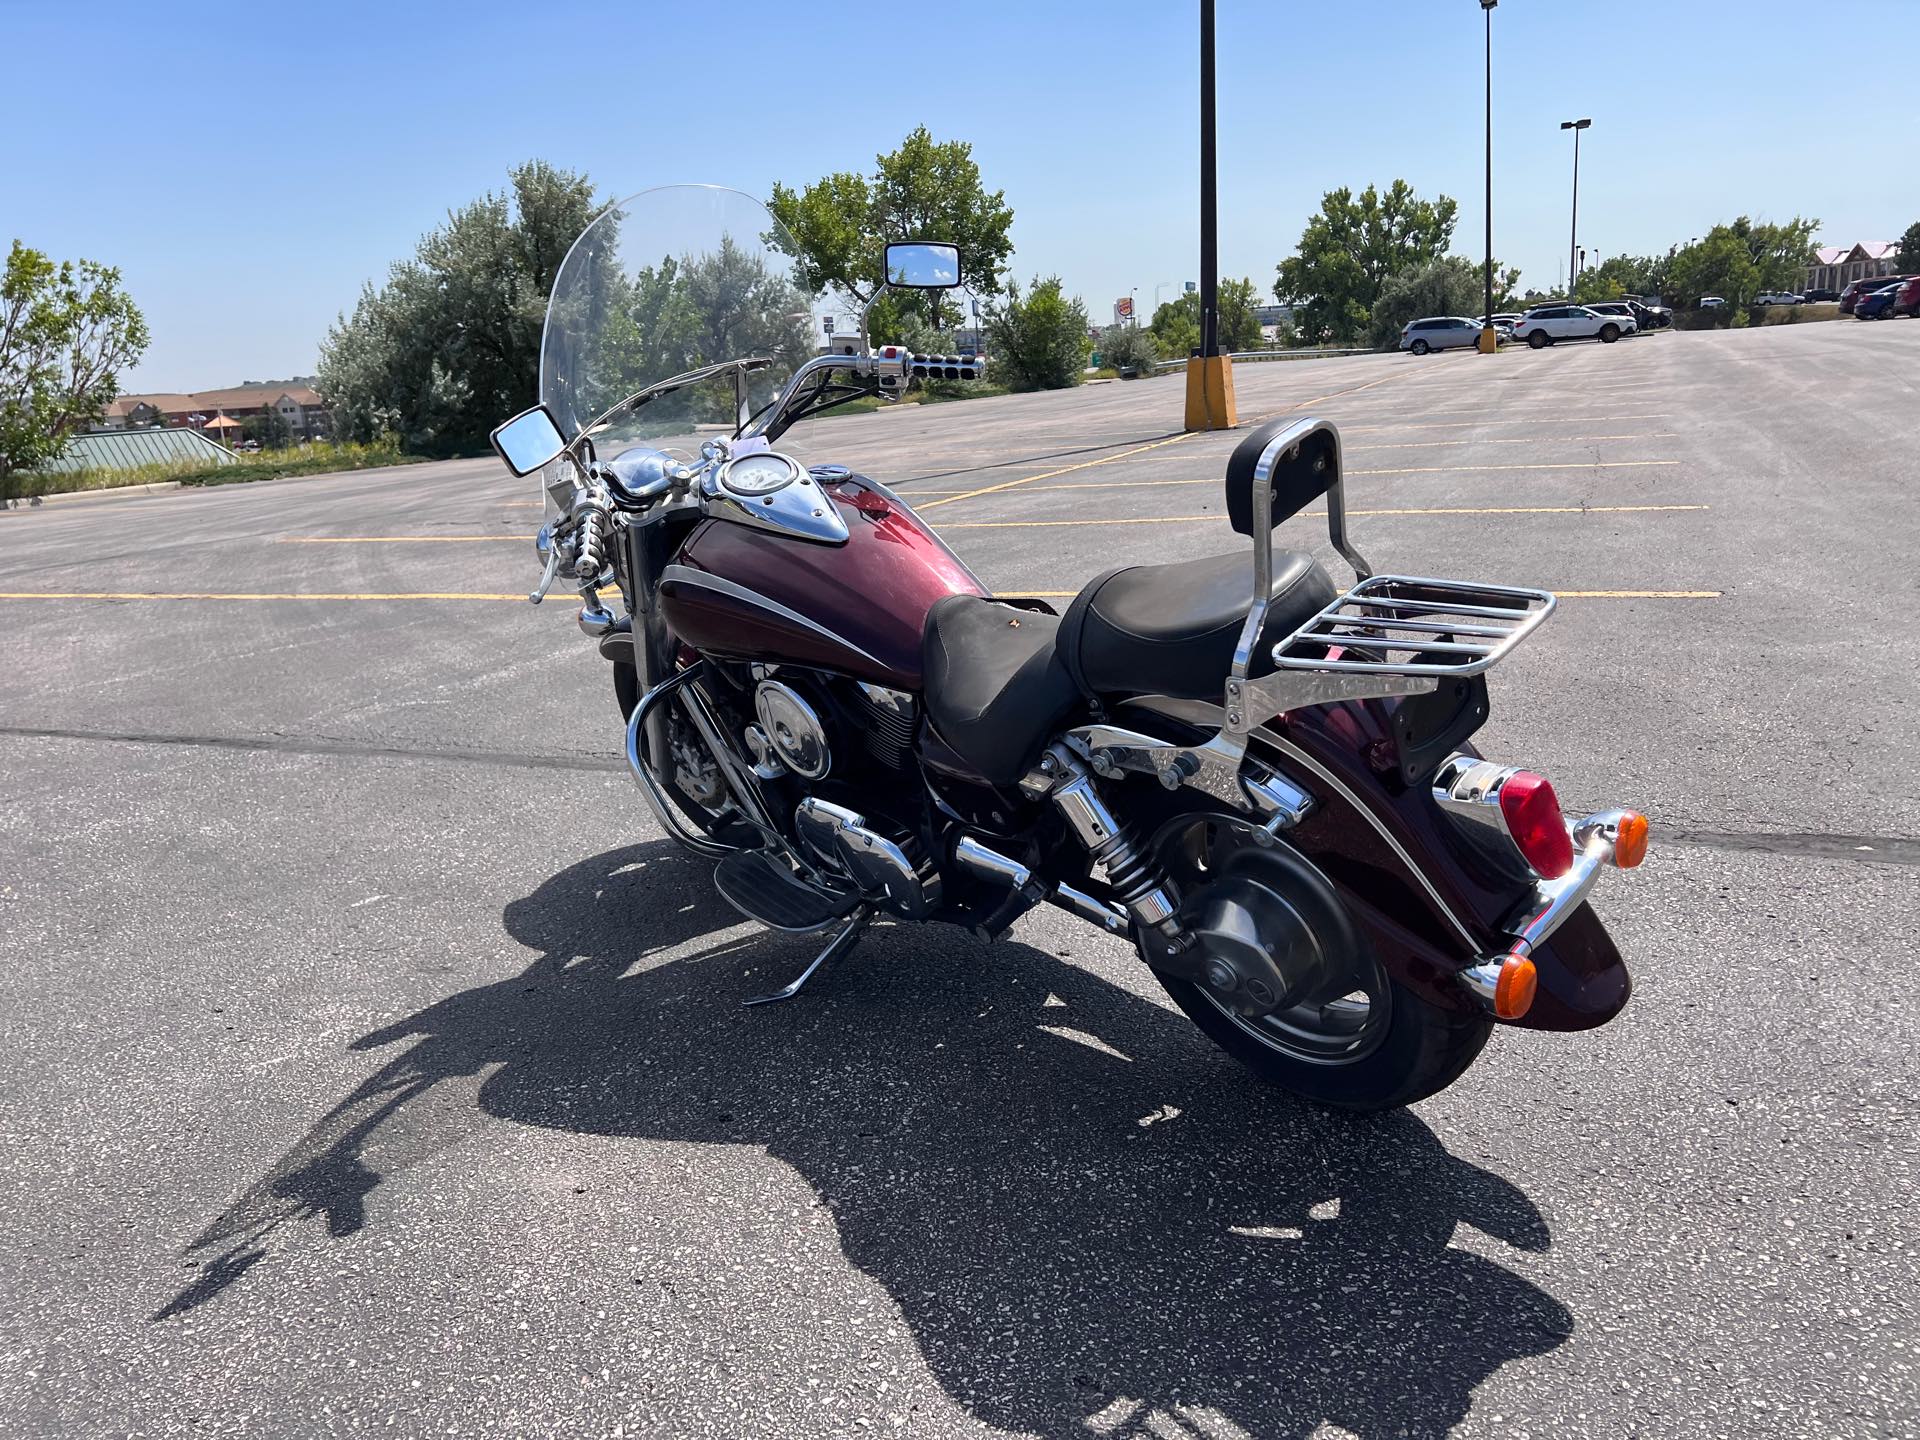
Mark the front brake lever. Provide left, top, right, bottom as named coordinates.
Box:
left=528, top=526, right=563, bottom=605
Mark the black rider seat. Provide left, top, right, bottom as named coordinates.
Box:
left=921, top=549, right=1336, bottom=785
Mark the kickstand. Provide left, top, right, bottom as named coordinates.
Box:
left=741, top=907, right=871, bottom=1007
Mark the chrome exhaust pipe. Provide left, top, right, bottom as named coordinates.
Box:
left=952, top=836, right=1131, bottom=938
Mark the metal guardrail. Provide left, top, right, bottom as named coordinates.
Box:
left=1150, top=347, right=1374, bottom=372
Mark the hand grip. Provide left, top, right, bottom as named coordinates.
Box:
left=573, top=504, right=608, bottom=579
left=906, top=352, right=986, bottom=382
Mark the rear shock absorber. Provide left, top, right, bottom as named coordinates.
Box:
left=1033, top=749, right=1190, bottom=956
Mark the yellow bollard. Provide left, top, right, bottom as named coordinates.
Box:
left=1477, top=325, right=1499, bottom=354
left=1183, top=353, right=1238, bottom=430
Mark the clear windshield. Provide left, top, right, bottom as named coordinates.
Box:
left=539, top=185, right=819, bottom=455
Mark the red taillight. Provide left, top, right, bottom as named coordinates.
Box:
left=1498, top=771, right=1573, bottom=879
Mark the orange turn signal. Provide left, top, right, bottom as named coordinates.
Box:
left=1613, top=811, right=1650, bottom=869
left=1493, top=954, right=1538, bottom=1020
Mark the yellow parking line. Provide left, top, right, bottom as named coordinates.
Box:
left=939, top=504, right=1706, bottom=529
left=1342, top=414, right=1668, bottom=432
left=0, top=591, right=531, bottom=601
left=1004, top=589, right=1722, bottom=600
left=1351, top=459, right=1678, bottom=475
left=920, top=365, right=1428, bottom=512
left=1351, top=433, right=1678, bottom=450
left=278, top=535, right=533, bottom=544
left=0, top=584, right=1721, bottom=603
left=915, top=432, right=1199, bottom=511
left=934, top=467, right=1684, bottom=493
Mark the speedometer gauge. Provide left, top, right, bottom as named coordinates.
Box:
left=721, top=453, right=800, bottom=498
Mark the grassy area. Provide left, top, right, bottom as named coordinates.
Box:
left=16, top=439, right=425, bottom=499
left=1757, top=301, right=1842, bottom=326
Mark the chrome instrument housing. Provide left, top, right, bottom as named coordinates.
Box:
left=706, top=450, right=849, bottom=544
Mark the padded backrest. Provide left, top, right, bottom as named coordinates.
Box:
left=1224, top=417, right=1341, bottom=536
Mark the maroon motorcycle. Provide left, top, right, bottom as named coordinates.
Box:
left=490, top=185, right=1648, bottom=1111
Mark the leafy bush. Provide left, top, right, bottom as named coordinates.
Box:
left=1148, top=278, right=1265, bottom=358
left=984, top=276, right=1090, bottom=391
left=17, top=437, right=419, bottom=498
left=1369, top=257, right=1486, bottom=350
left=1757, top=301, right=1841, bottom=326
left=1097, top=324, right=1163, bottom=378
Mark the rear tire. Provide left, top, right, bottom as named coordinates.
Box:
left=1526, top=330, right=1549, bottom=349
left=1410, top=339, right=1430, bottom=355
left=1160, top=970, right=1492, bottom=1112
left=1144, top=809, right=1493, bottom=1111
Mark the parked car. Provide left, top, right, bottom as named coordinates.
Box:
left=1839, top=276, right=1912, bottom=314
left=1892, top=276, right=1920, bottom=318
left=1699, top=295, right=1728, bottom=309
left=1583, top=301, right=1643, bottom=334
left=1509, top=304, right=1626, bottom=348
left=1853, top=283, right=1903, bottom=320
left=1623, top=298, right=1671, bottom=329
left=1754, top=291, right=1803, bottom=306
left=1400, top=315, right=1494, bottom=354
left=1803, top=288, right=1841, bottom=303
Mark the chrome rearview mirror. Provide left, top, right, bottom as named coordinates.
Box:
left=490, top=404, right=568, bottom=477
left=883, top=241, right=962, bottom=290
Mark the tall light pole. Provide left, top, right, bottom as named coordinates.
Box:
left=1561, top=117, right=1591, bottom=298
left=1479, top=0, right=1498, bottom=352
left=1185, top=0, right=1236, bottom=429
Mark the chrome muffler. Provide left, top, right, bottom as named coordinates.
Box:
left=952, top=836, right=1130, bottom=938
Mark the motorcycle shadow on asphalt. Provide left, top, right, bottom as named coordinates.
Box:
left=160, top=840, right=1572, bottom=1438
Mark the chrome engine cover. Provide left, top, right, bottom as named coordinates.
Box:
left=753, top=680, right=830, bottom=779
left=794, top=797, right=938, bottom=921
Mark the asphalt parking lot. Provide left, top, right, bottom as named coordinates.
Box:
left=2, top=320, right=1916, bottom=1439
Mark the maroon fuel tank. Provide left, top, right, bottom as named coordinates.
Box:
left=658, top=474, right=986, bottom=691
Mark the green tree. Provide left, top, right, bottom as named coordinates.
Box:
left=243, top=406, right=292, bottom=449
left=1574, top=253, right=1664, bottom=303
left=1897, top=222, right=1920, bottom=273
left=1661, top=216, right=1818, bottom=308
left=1274, top=180, right=1459, bottom=345
left=769, top=127, right=1014, bottom=328
left=318, top=160, right=599, bottom=455
left=0, top=241, right=149, bottom=501
left=1368, top=256, right=1519, bottom=349
left=984, top=276, right=1090, bottom=392
left=1096, top=322, right=1162, bottom=377
left=1148, top=277, right=1265, bottom=358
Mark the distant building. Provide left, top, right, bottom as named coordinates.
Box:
left=99, top=383, right=333, bottom=440
left=1805, top=242, right=1901, bottom=295
left=36, top=426, right=236, bottom=474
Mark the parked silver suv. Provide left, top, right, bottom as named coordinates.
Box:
left=1509, top=304, right=1625, bottom=348
left=1400, top=316, right=1492, bottom=354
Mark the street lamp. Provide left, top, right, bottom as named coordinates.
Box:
left=1479, top=0, right=1497, bottom=353
left=1560, top=117, right=1592, bottom=298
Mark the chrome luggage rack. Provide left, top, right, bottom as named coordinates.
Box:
left=1272, top=575, right=1556, bottom=677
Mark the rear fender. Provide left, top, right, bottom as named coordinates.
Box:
left=1265, top=702, right=1631, bottom=1032
left=1127, top=695, right=1632, bottom=1032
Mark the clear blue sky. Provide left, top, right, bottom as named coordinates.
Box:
left=4, top=0, right=1909, bottom=390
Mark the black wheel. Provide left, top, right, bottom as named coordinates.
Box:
left=1409, top=338, right=1430, bottom=355
left=1149, top=814, right=1492, bottom=1111
left=1599, top=324, right=1620, bottom=343
left=1526, top=330, right=1549, bottom=349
